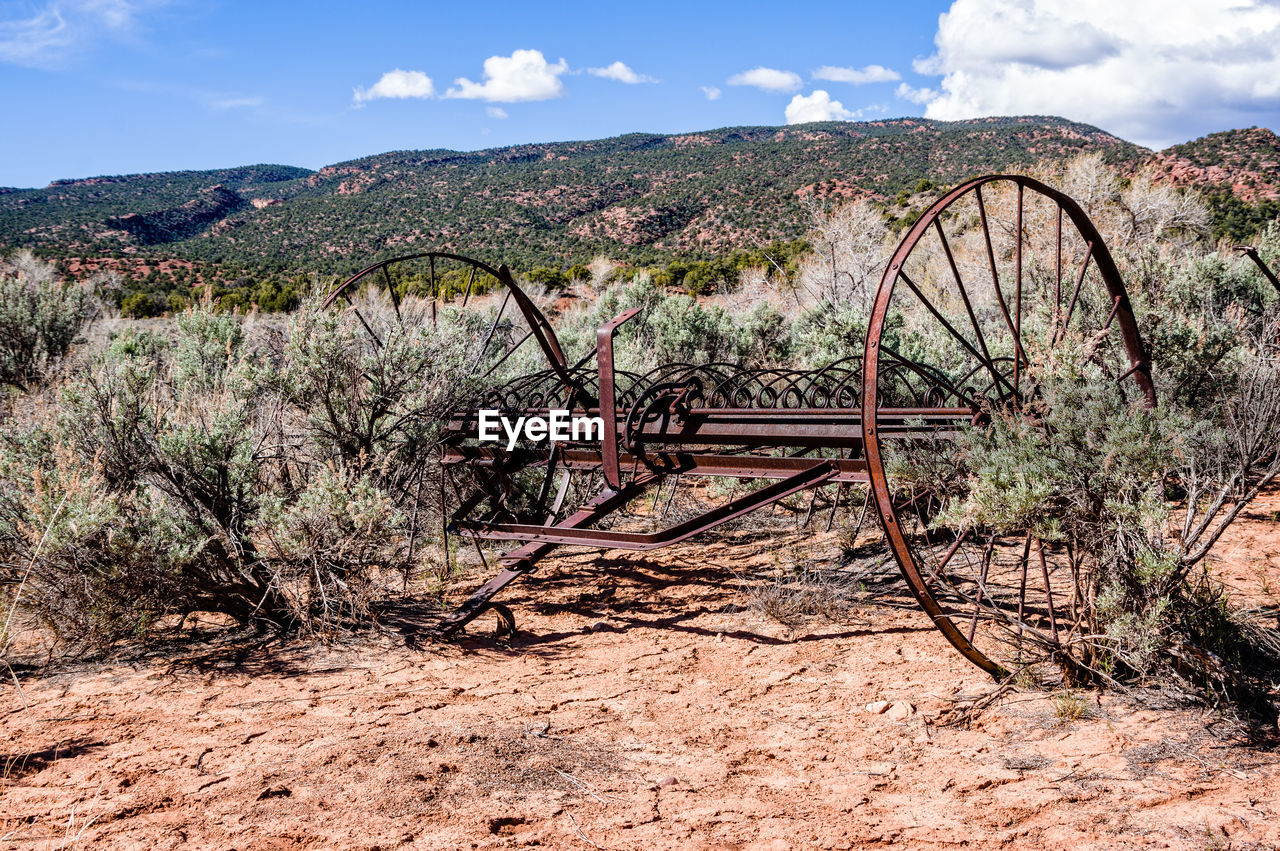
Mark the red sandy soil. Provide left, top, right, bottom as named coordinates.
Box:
left=3, top=496, right=1280, bottom=849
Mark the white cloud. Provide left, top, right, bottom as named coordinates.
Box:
left=895, top=83, right=937, bottom=105
left=445, top=49, right=568, bottom=102
left=486, top=106, right=508, bottom=119
left=210, top=96, right=265, bottom=110
left=785, top=90, right=858, bottom=124
left=353, top=69, right=435, bottom=105
left=727, top=66, right=802, bottom=93
left=916, top=0, right=1280, bottom=148
left=813, top=64, right=900, bottom=85
left=0, top=0, right=163, bottom=68
left=701, top=85, right=721, bottom=101
left=587, top=60, right=656, bottom=84
left=0, top=7, right=68, bottom=66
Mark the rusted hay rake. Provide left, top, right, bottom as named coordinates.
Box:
left=326, top=175, right=1162, bottom=680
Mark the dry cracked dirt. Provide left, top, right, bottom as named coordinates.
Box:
left=4, top=493, right=1280, bottom=849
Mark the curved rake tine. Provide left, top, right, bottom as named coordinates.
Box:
left=845, top=485, right=871, bottom=539
left=662, top=473, right=681, bottom=519
left=825, top=482, right=845, bottom=532
left=545, top=469, right=573, bottom=525
left=879, top=343, right=980, bottom=409
left=445, top=467, right=492, bottom=572
left=801, top=487, right=823, bottom=529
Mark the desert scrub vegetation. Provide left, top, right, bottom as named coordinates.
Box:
left=0, top=150, right=1278, bottom=727
left=0, top=253, right=100, bottom=392
left=0, top=266, right=489, bottom=655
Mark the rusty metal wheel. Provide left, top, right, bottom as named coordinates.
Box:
left=861, top=175, right=1156, bottom=680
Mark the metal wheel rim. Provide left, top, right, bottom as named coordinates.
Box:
left=861, top=174, right=1155, bottom=679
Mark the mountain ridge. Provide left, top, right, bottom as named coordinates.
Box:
left=1, top=117, right=1276, bottom=286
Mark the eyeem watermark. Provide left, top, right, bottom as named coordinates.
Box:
left=477, top=409, right=605, bottom=450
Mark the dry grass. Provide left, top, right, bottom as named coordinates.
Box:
left=742, top=566, right=865, bottom=630
left=1053, top=690, right=1091, bottom=724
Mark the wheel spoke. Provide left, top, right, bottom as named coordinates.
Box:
left=967, top=536, right=995, bottom=642
left=1102, top=295, right=1123, bottom=331
left=935, top=527, right=971, bottom=574
left=932, top=220, right=1014, bottom=401
left=461, top=266, right=478, bottom=306
left=1037, top=538, right=1060, bottom=641
left=895, top=270, right=1013, bottom=402
left=1014, top=184, right=1023, bottom=391
left=473, top=288, right=513, bottom=371
left=1016, top=532, right=1031, bottom=638
left=340, top=290, right=382, bottom=348
left=430, top=255, right=438, bottom=329
left=381, top=264, right=402, bottom=323
left=975, top=186, right=1028, bottom=370
left=1054, top=242, right=1094, bottom=346
left=1054, top=206, right=1063, bottom=319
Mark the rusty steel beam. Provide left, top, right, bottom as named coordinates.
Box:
left=430, top=471, right=662, bottom=639
left=442, top=445, right=871, bottom=483
left=454, top=462, right=838, bottom=550
left=445, top=406, right=968, bottom=450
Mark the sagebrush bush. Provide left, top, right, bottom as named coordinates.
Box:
left=0, top=254, right=99, bottom=391
left=0, top=289, right=486, bottom=652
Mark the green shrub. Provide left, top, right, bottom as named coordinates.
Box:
left=119, top=291, right=167, bottom=318
left=526, top=266, right=569, bottom=291
left=0, top=294, right=487, bottom=652
left=0, top=257, right=98, bottom=390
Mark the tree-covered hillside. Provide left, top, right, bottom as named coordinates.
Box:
left=1, top=117, right=1141, bottom=277
left=4, top=116, right=1280, bottom=315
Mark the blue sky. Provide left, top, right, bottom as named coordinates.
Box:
left=3, top=0, right=1279, bottom=188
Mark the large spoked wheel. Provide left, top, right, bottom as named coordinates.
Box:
left=861, top=175, right=1156, bottom=680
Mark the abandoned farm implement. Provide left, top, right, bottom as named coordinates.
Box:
left=322, top=174, right=1214, bottom=680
